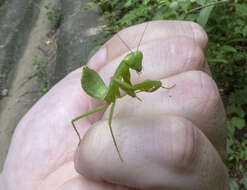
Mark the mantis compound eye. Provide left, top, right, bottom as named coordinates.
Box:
left=136, top=70, right=142, bottom=76
left=136, top=66, right=143, bottom=75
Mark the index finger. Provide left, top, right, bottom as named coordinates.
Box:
left=88, top=20, right=208, bottom=70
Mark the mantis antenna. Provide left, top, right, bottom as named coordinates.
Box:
left=137, top=22, right=149, bottom=51
left=116, top=33, right=133, bottom=53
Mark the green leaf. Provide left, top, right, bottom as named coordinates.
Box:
left=226, top=105, right=245, bottom=118
left=235, top=3, right=247, bottom=17
left=169, top=2, right=178, bottom=10
left=197, top=4, right=214, bottom=27
left=240, top=173, right=247, bottom=189
left=143, top=0, right=150, bottom=5
left=81, top=67, right=108, bottom=100
left=208, top=58, right=228, bottom=64
left=196, top=0, right=206, bottom=6
left=242, top=25, right=247, bottom=37
left=226, top=37, right=247, bottom=44
left=221, top=45, right=237, bottom=53
left=124, top=0, right=132, bottom=8
left=227, top=138, right=234, bottom=153
left=229, top=179, right=239, bottom=190
left=157, top=0, right=170, bottom=7
left=231, top=117, right=245, bottom=130
left=227, top=120, right=235, bottom=138
left=84, top=2, right=97, bottom=10
left=229, top=87, right=247, bottom=106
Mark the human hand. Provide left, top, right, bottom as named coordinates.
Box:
left=0, top=21, right=228, bottom=190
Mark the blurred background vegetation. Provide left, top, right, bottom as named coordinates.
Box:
left=85, top=0, right=247, bottom=189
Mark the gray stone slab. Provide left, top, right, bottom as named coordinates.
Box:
left=0, top=0, right=42, bottom=94
left=0, top=0, right=103, bottom=170
left=54, top=0, right=103, bottom=83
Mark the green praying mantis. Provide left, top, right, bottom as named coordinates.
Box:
left=72, top=23, right=175, bottom=162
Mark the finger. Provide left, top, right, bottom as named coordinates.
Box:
left=56, top=175, right=136, bottom=190
left=88, top=35, right=206, bottom=123
left=99, top=35, right=205, bottom=85
left=104, top=21, right=208, bottom=63
left=88, top=21, right=207, bottom=81
left=103, top=70, right=226, bottom=158
left=75, top=115, right=228, bottom=190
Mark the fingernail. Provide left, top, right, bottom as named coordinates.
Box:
left=88, top=47, right=107, bottom=71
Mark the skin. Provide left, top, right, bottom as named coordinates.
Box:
left=0, top=21, right=229, bottom=190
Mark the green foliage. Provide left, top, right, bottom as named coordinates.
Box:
left=87, top=0, right=231, bottom=37
left=45, top=3, right=63, bottom=31
left=230, top=173, right=247, bottom=190
left=33, top=55, right=50, bottom=95
left=87, top=0, right=247, bottom=188
left=196, top=2, right=215, bottom=27
left=240, top=173, right=247, bottom=189
left=33, top=56, right=47, bottom=81
left=230, top=179, right=239, bottom=190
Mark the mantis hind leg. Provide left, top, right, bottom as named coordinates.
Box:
left=72, top=104, right=108, bottom=142
left=109, top=100, right=124, bottom=162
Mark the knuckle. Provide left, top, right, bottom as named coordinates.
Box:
left=183, top=38, right=205, bottom=70
left=189, top=21, right=208, bottom=49
left=183, top=71, right=222, bottom=122
left=170, top=120, right=199, bottom=171
left=193, top=71, right=221, bottom=107
left=161, top=36, right=205, bottom=71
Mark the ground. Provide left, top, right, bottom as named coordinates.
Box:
left=0, top=0, right=103, bottom=171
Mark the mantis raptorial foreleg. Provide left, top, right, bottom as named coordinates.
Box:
left=72, top=104, right=108, bottom=141
left=113, top=79, right=143, bottom=101
left=114, top=78, right=172, bottom=93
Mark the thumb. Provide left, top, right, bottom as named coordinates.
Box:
left=74, top=115, right=229, bottom=190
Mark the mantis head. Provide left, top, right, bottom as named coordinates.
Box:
left=124, top=50, right=143, bottom=72
left=117, top=23, right=149, bottom=73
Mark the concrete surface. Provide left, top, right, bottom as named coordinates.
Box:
left=0, top=0, right=103, bottom=171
